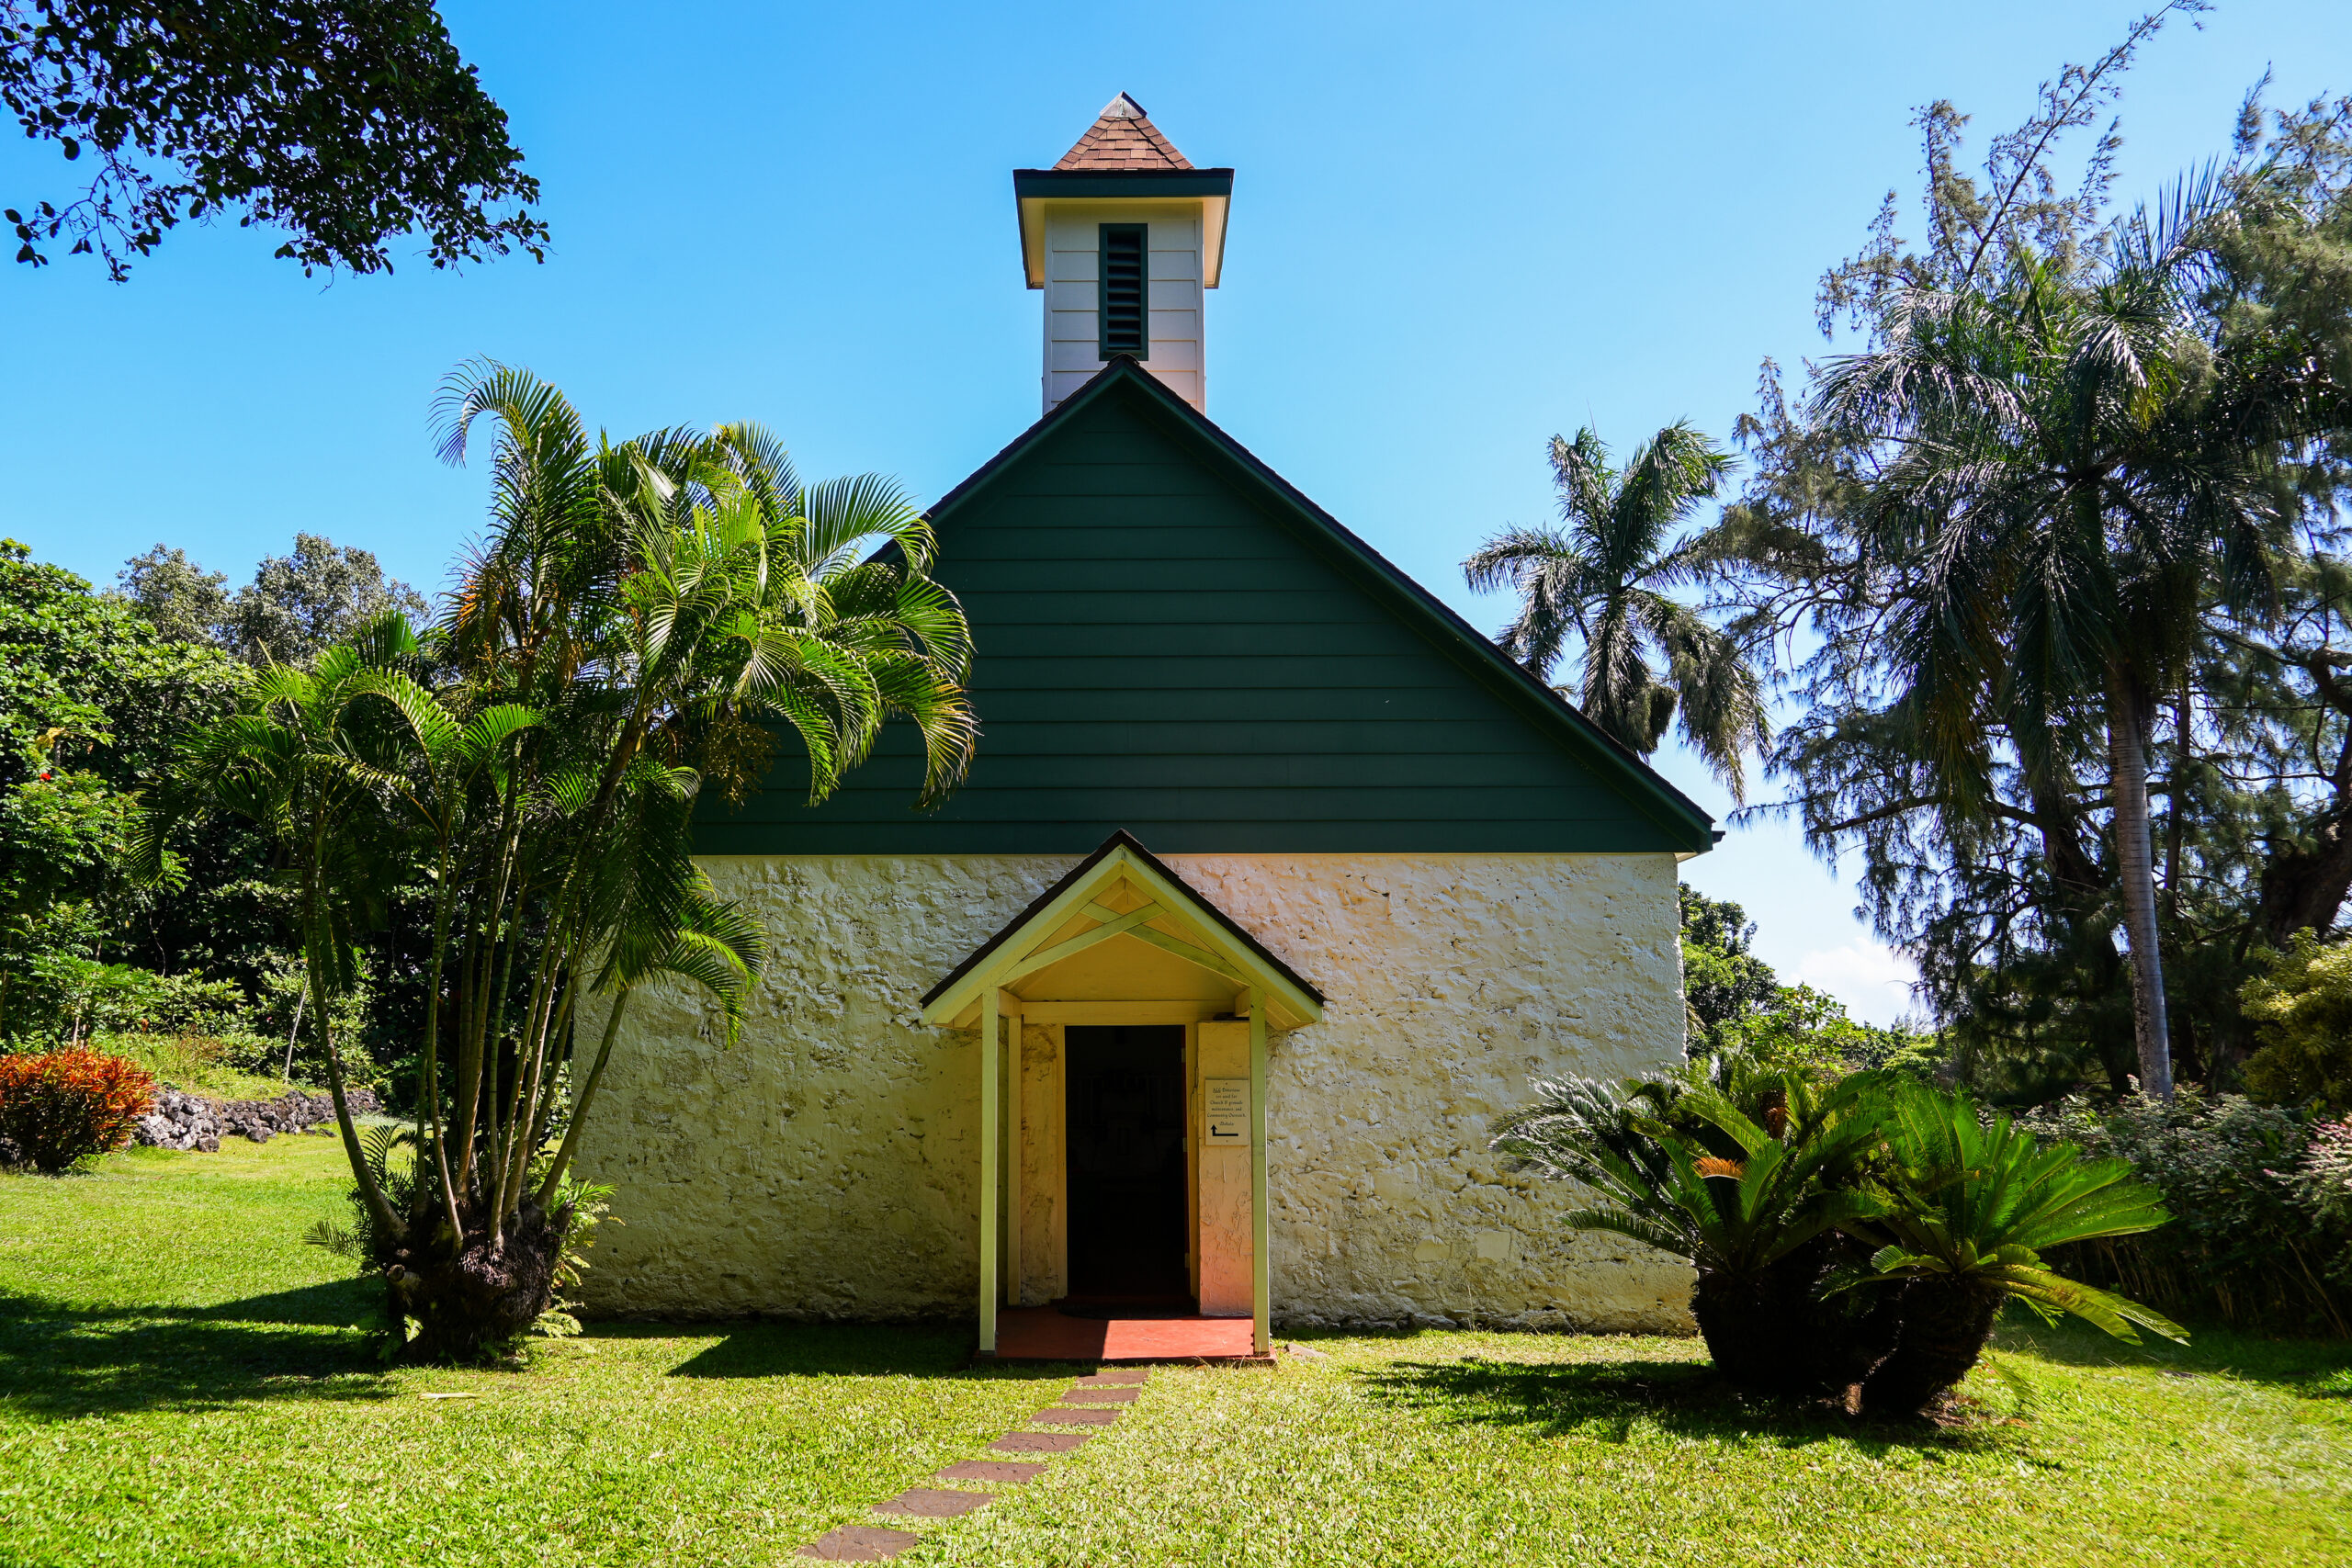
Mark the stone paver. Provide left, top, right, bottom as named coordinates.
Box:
left=989, top=1430, right=1092, bottom=1453
left=792, top=1365, right=1153, bottom=1557
left=873, top=1487, right=995, bottom=1518
left=936, top=1459, right=1049, bottom=1483
left=797, top=1525, right=922, bottom=1561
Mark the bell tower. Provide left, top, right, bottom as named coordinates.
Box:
left=1014, top=95, right=1233, bottom=414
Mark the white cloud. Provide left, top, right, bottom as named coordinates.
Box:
left=1792, top=943, right=1920, bottom=1028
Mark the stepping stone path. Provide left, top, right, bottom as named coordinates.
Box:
left=795, top=1368, right=1152, bottom=1560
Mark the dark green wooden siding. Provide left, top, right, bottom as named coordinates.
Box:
left=694, top=374, right=1712, bottom=855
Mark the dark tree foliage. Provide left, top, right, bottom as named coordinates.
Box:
left=224, top=533, right=430, bottom=668
left=0, top=538, right=247, bottom=1032
left=1, top=0, right=545, bottom=279
left=3, top=536, right=435, bottom=1067
left=1716, top=6, right=2352, bottom=1101
left=111, top=535, right=435, bottom=1074
left=116, top=544, right=227, bottom=647
left=1679, top=883, right=1780, bottom=1052
left=120, top=533, right=430, bottom=667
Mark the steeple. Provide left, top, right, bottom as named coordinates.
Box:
left=1054, top=93, right=1195, bottom=171
left=1014, top=95, right=1234, bottom=414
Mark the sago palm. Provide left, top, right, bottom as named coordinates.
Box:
left=1464, top=423, right=1767, bottom=798
left=1848, top=1084, right=2183, bottom=1416
left=1495, top=1067, right=1893, bottom=1394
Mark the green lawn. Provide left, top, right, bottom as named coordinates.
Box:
left=5, top=1138, right=2349, bottom=1568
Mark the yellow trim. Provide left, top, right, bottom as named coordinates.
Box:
left=1248, top=988, right=1270, bottom=1357
left=1017, top=194, right=1228, bottom=289
left=1002, top=998, right=1022, bottom=1308
left=1084, top=901, right=1249, bottom=982
left=921, top=845, right=1322, bottom=1030
left=978, top=986, right=999, bottom=1354
left=1016, top=999, right=1226, bottom=1024
left=997, top=902, right=1164, bottom=986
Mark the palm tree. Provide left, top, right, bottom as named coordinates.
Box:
left=1464, top=423, right=1767, bottom=798
left=146, top=364, right=976, bottom=1359
left=1811, top=203, right=2286, bottom=1100
left=134, top=633, right=411, bottom=1239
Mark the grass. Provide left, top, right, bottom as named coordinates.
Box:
left=934, top=1325, right=2352, bottom=1566
left=89, top=1032, right=321, bottom=1102
left=5, top=1139, right=2350, bottom=1567
left=0, top=1136, right=1066, bottom=1568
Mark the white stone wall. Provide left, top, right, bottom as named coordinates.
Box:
left=571, top=852, right=1695, bottom=1332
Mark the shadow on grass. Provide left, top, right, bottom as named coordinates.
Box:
left=1360, top=1311, right=2352, bottom=1450
left=1991, top=1314, right=2352, bottom=1395
left=0, top=1280, right=389, bottom=1420
left=665, top=1321, right=1080, bottom=1382
left=1357, top=1354, right=2029, bottom=1455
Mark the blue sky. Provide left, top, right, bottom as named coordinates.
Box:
left=6, top=0, right=2349, bottom=1022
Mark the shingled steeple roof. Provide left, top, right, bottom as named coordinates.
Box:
left=1053, top=93, right=1195, bottom=171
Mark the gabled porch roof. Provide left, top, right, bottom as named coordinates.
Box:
left=919, top=830, right=1324, bottom=1030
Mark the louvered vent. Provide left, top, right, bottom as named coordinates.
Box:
left=1098, top=224, right=1147, bottom=358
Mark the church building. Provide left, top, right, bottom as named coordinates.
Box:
left=572, top=95, right=1713, bottom=1356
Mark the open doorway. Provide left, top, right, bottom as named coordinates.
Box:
left=1060, top=1024, right=1191, bottom=1312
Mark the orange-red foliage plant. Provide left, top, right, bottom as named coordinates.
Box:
left=0, top=1049, right=156, bottom=1173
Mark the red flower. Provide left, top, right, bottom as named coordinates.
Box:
left=0, top=1049, right=157, bottom=1173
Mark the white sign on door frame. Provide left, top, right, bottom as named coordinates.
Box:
left=1203, top=1077, right=1250, bottom=1145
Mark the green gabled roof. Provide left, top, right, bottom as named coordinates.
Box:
left=694, top=356, right=1717, bottom=857
left=926, top=357, right=1715, bottom=852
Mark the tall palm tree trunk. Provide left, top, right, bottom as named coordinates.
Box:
left=2107, top=674, right=2175, bottom=1100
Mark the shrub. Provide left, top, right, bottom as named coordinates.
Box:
left=15, top=956, right=253, bottom=1045
left=2240, top=931, right=2352, bottom=1112
left=1720, top=984, right=1949, bottom=1080
left=2284, top=1117, right=2352, bottom=1296
left=1496, top=1056, right=2177, bottom=1415
left=2015, top=1090, right=2352, bottom=1336
left=0, top=1048, right=156, bottom=1172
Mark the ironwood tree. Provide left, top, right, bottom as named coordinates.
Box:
left=1715, top=6, right=2352, bottom=1100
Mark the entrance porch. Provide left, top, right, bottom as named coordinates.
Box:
left=991, top=1305, right=1264, bottom=1363
left=919, top=831, right=1324, bottom=1359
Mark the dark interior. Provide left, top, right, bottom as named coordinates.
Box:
left=1060, top=1024, right=1191, bottom=1311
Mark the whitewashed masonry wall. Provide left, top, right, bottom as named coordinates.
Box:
left=570, top=852, right=1695, bottom=1332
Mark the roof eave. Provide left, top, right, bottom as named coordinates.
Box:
left=1014, top=169, right=1235, bottom=288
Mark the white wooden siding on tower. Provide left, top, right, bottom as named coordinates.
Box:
left=1042, top=205, right=1205, bottom=413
